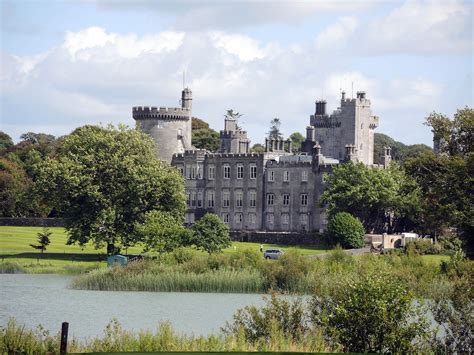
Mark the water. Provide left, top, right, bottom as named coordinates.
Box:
left=0, top=274, right=268, bottom=339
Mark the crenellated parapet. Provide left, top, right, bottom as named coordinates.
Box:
left=132, top=106, right=191, bottom=120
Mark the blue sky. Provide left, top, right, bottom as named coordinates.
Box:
left=1, top=0, right=473, bottom=146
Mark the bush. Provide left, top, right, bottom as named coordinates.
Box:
left=326, top=212, right=365, bottom=249
left=405, top=239, right=441, bottom=255
left=191, top=213, right=231, bottom=254
left=310, top=272, right=430, bottom=353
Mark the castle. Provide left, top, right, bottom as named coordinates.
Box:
left=133, top=88, right=390, bottom=233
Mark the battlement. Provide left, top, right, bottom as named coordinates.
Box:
left=266, top=160, right=312, bottom=168
left=173, top=151, right=262, bottom=159
left=132, top=106, right=191, bottom=120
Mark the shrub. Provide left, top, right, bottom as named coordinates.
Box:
left=310, top=272, right=430, bottom=353
left=326, top=212, right=365, bottom=249
left=0, top=262, right=25, bottom=274
left=405, top=239, right=441, bottom=255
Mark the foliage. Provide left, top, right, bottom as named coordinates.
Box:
left=321, top=162, right=421, bottom=233
left=192, top=128, right=220, bottom=152
left=373, top=133, right=432, bottom=164
left=223, top=293, right=311, bottom=343
left=267, top=118, right=283, bottom=139
left=403, top=151, right=473, bottom=253
left=405, top=239, right=441, bottom=255
left=431, top=251, right=474, bottom=353
left=136, top=211, right=190, bottom=254
left=36, top=125, right=186, bottom=254
left=0, top=131, right=13, bottom=151
left=310, top=273, right=430, bottom=353
left=289, top=132, right=304, bottom=153
left=250, top=143, right=265, bottom=153
left=191, top=117, right=210, bottom=130
left=425, top=107, right=473, bottom=157
left=29, top=228, right=52, bottom=254
left=191, top=213, right=231, bottom=254
left=224, top=109, right=242, bottom=121
left=326, top=212, right=365, bottom=248
left=0, top=158, right=31, bottom=217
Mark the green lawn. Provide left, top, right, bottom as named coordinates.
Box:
left=420, top=254, right=450, bottom=265
left=0, top=226, right=328, bottom=273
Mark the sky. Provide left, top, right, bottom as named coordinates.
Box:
left=1, top=0, right=473, bottom=146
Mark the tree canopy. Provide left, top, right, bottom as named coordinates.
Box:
left=327, top=212, right=365, bottom=248
left=191, top=213, right=231, bottom=254
left=268, top=118, right=283, bottom=140
left=0, top=131, right=13, bottom=151
left=373, top=133, right=432, bottom=164
left=321, top=162, right=421, bottom=233
left=289, top=132, right=304, bottom=153
left=36, top=125, right=186, bottom=253
left=191, top=117, right=220, bottom=152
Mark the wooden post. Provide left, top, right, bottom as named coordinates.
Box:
left=60, top=322, right=69, bottom=355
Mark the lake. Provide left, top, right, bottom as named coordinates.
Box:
left=0, top=274, right=268, bottom=339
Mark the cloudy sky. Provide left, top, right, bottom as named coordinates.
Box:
left=1, top=0, right=472, bottom=146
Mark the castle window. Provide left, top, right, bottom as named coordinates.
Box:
left=191, top=166, right=196, bottom=179
left=360, top=144, right=363, bottom=150
left=268, top=171, right=275, bottom=182
left=250, top=164, right=257, bottom=179
left=267, top=213, right=274, bottom=228
left=301, top=170, right=308, bottom=182
left=267, top=194, right=274, bottom=206
left=301, top=194, right=308, bottom=206
left=283, top=194, right=290, bottom=206
left=208, top=165, right=215, bottom=180
left=207, top=190, right=215, bottom=208
left=222, top=190, right=230, bottom=207
left=282, top=213, right=289, bottom=225
left=283, top=171, right=290, bottom=182
left=249, top=190, right=257, bottom=207
left=237, top=164, right=244, bottom=179
left=223, top=164, right=231, bottom=179
left=177, top=165, right=184, bottom=177
left=248, top=213, right=256, bottom=225
left=299, top=214, right=308, bottom=230
left=234, top=213, right=243, bottom=224
left=235, top=190, right=243, bottom=207
left=320, top=211, right=328, bottom=225
left=191, top=191, right=196, bottom=207
left=197, top=164, right=203, bottom=179
left=186, top=192, right=191, bottom=206
left=186, top=165, right=192, bottom=179
left=222, top=213, right=229, bottom=224
left=197, top=191, right=203, bottom=208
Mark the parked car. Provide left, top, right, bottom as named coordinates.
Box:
left=264, top=249, right=285, bottom=260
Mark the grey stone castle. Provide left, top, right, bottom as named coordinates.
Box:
left=133, top=88, right=390, bottom=233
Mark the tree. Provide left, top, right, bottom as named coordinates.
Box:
left=326, top=212, right=365, bottom=248
left=136, top=210, right=190, bottom=254
left=0, top=132, right=13, bottom=151
left=289, top=132, right=304, bottom=153
left=225, top=109, right=242, bottom=121
left=268, top=118, right=283, bottom=139
left=250, top=143, right=265, bottom=154
left=191, top=117, right=210, bottom=130
left=311, top=273, right=429, bottom=353
left=191, top=213, right=231, bottom=254
left=0, top=157, right=31, bottom=217
left=192, top=128, right=220, bottom=152
left=321, top=162, right=421, bottom=233
left=373, top=133, right=431, bottom=164
left=425, top=107, right=473, bottom=157
left=30, top=227, right=51, bottom=254
left=36, top=125, right=186, bottom=254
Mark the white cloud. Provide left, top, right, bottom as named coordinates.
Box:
left=315, top=16, right=358, bottom=51
left=366, top=0, right=472, bottom=53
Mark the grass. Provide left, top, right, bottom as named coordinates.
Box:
left=420, top=254, right=450, bottom=265
left=0, top=226, right=328, bottom=274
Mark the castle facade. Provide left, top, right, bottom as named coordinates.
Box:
left=133, top=89, right=390, bottom=232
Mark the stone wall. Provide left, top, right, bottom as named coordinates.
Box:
left=0, top=218, right=65, bottom=227
left=230, top=230, right=328, bottom=247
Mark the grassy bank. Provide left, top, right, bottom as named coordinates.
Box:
left=71, top=249, right=463, bottom=297
left=0, top=226, right=327, bottom=274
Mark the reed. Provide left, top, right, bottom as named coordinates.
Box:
left=0, top=262, right=25, bottom=274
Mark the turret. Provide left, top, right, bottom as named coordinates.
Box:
left=181, top=87, right=192, bottom=110
left=312, top=143, right=322, bottom=167
left=382, top=146, right=392, bottom=168
left=344, top=144, right=358, bottom=162
left=315, top=100, right=327, bottom=116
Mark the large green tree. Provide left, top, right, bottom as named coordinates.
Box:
left=36, top=125, right=186, bottom=253
left=0, top=132, right=13, bottom=151
left=0, top=157, right=31, bottom=217
left=327, top=212, right=365, bottom=248
left=321, top=162, right=421, bottom=233
left=268, top=118, right=283, bottom=140
left=191, top=117, right=220, bottom=152
left=191, top=213, right=231, bottom=254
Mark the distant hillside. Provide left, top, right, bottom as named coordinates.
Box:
left=374, top=133, right=432, bottom=164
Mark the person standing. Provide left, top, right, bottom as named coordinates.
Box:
left=260, top=244, right=263, bottom=253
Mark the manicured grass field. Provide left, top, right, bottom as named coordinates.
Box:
left=0, top=226, right=328, bottom=273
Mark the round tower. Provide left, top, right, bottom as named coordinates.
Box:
left=133, top=88, right=192, bottom=163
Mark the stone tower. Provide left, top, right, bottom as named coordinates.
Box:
left=219, top=112, right=250, bottom=153
left=133, top=88, right=193, bottom=163
left=302, top=91, right=379, bottom=165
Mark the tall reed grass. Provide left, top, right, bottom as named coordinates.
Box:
left=0, top=318, right=332, bottom=353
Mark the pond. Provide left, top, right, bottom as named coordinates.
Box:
left=0, top=274, right=268, bottom=339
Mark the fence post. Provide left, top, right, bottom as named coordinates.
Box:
left=60, top=322, right=69, bottom=355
